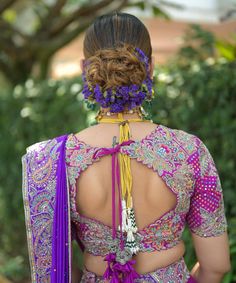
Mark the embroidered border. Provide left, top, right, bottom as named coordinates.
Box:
left=22, top=138, right=64, bottom=282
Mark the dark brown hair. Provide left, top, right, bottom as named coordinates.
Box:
left=83, top=12, right=152, bottom=90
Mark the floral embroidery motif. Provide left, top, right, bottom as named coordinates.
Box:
left=65, top=124, right=228, bottom=257
left=22, top=139, right=62, bottom=282
left=72, top=213, right=121, bottom=256
left=135, top=256, right=191, bottom=283
left=137, top=212, right=185, bottom=252
left=65, top=137, right=101, bottom=223
left=186, top=137, right=228, bottom=237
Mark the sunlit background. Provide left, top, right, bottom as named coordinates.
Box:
left=52, top=0, right=236, bottom=77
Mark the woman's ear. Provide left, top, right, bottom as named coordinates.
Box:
left=80, top=58, right=85, bottom=72
left=149, top=56, right=155, bottom=78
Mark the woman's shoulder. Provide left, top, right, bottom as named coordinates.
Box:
left=23, top=134, right=69, bottom=157
left=158, top=124, right=204, bottom=154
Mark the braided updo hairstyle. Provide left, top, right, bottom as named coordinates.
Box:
left=83, top=12, right=152, bottom=91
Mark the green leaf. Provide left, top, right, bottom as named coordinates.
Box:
left=2, top=9, right=17, bottom=23
left=126, top=1, right=145, bottom=10
left=157, top=0, right=184, bottom=10
left=223, top=272, right=233, bottom=283
left=215, top=40, right=236, bottom=61
left=152, top=6, right=169, bottom=19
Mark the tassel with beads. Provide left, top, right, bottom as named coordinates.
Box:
left=124, top=205, right=139, bottom=254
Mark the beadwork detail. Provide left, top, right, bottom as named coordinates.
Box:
left=65, top=124, right=228, bottom=257
left=22, top=139, right=63, bottom=282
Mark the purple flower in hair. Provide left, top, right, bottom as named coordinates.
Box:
left=94, top=84, right=103, bottom=101
left=105, top=89, right=112, bottom=104
left=110, top=101, right=124, bottom=113
left=135, top=47, right=149, bottom=71
left=81, top=46, right=154, bottom=113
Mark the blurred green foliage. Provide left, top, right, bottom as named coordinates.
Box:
left=0, top=24, right=235, bottom=282
left=0, top=77, right=88, bottom=282
left=0, top=0, right=174, bottom=84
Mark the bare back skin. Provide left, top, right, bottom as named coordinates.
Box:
left=74, top=121, right=186, bottom=276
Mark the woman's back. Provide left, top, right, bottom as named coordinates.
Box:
left=71, top=122, right=184, bottom=275
left=74, top=122, right=177, bottom=228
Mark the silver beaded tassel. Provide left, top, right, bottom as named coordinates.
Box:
left=121, top=199, right=128, bottom=231
left=124, top=198, right=140, bottom=254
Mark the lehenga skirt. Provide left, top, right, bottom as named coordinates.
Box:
left=80, top=256, right=197, bottom=282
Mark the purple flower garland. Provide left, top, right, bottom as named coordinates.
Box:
left=81, top=47, right=154, bottom=113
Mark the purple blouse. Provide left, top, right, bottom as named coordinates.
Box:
left=65, top=124, right=228, bottom=257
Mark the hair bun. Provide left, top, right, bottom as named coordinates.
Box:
left=84, top=43, right=147, bottom=91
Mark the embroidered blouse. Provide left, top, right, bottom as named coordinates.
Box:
left=65, top=124, right=228, bottom=257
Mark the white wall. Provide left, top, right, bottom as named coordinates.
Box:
left=159, top=0, right=236, bottom=23
left=124, top=0, right=236, bottom=23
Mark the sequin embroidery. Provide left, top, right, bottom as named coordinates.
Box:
left=65, top=124, right=228, bottom=257
left=22, top=138, right=63, bottom=282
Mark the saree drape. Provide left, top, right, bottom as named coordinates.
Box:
left=22, top=135, right=75, bottom=283
left=21, top=133, right=202, bottom=283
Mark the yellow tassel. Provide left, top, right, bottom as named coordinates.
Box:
left=96, top=112, right=151, bottom=209
left=97, top=110, right=152, bottom=254
left=117, top=113, right=131, bottom=207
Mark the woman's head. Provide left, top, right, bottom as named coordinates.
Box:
left=83, top=12, right=152, bottom=60
left=81, top=12, right=154, bottom=89
left=81, top=12, right=155, bottom=112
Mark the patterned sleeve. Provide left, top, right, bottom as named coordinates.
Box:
left=186, top=136, right=228, bottom=237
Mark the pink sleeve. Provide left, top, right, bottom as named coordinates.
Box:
left=186, top=137, right=228, bottom=237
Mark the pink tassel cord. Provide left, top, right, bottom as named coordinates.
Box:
left=103, top=253, right=140, bottom=283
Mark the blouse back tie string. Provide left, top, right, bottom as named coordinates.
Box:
left=92, top=112, right=151, bottom=282
left=92, top=139, right=134, bottom=243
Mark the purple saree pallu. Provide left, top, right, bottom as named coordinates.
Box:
left=22, top=135, right=73, bottom=283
